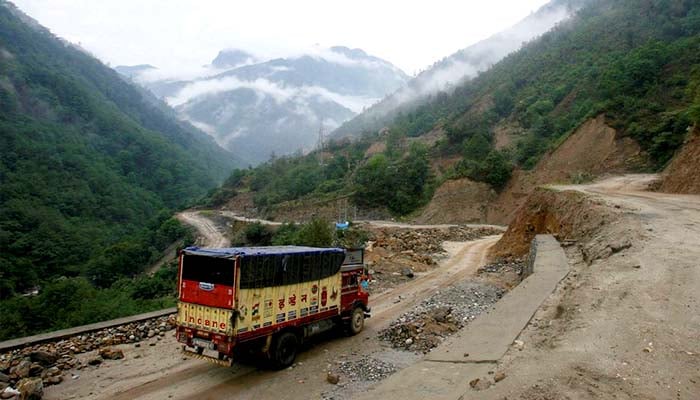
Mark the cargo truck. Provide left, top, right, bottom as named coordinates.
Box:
left=175, top=246, right=370, bottom=368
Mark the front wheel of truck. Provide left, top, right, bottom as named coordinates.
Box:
left=348, top=307, right=365, bottom=336
left=270, top=332, right=299, bottom=369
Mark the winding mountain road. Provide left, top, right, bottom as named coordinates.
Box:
left=44, top=209, right=502, bottom=400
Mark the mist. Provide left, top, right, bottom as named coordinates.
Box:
left=333, top=0, right=580, bottom=138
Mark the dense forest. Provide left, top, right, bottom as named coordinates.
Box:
left=0, top=2, right=238, bottom=339
left=211, top=0, right=700, bottom=218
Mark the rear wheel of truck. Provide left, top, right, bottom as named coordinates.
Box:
left=270, top=332, right=299, bottom=369
left=348, top=307, right=365, bottom=336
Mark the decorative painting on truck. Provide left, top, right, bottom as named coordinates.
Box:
left=235, top=251, right=344, bottom=336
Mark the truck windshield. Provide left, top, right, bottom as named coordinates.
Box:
left=182, top=255, right=234, bottom=286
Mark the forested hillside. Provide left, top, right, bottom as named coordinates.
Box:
left=0, top=2, right=238, bottom=338
left=211, top=0, right=700, bottom=220
left=387, top=0, right=700, bottom=173
left=331, top=0, right=584, bottom=140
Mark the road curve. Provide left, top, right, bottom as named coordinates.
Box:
left=177, top=211, right=230, bottom=248
left=45, top=236, right=501, bottom=400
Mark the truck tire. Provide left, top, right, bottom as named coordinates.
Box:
left=270, top=332, right=298, bottom=369
left=348, top=307, right=365, bottom=336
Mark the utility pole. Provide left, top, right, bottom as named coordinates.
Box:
left=317, top=123, right=325, bottom=166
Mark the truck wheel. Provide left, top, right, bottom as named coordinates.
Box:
left=348, top=307, right=365, bottom=336
left=270, top=332, right=298, bottom=369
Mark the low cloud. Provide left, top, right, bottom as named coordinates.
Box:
left=167, top=75, right=380, bottom=113
left=377, top=3, right=575, bottom=108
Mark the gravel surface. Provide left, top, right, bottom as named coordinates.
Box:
left=478, top=258, right=524, bottom=274
left=0, top=315, right=176, bottom=395
left=334, top=356, right=397, bottom=382
left=379, top=281, right=504, bottom=353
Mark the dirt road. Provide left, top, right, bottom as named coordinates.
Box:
left=476, top=175, right=700, bottom=399
left=45, top=234, right=501, bottom=400
left=176, top=211, right=230, bottom=248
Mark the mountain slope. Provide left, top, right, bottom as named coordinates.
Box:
left=209, top=0, right=700, bottom=226
left=331, top=0, right=585, bottom=139
left=0, top=1, right=239, bottom=299
left=122, top=46, right=409, bottom=164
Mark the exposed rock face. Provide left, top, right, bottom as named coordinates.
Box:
left=660, top=125, right=700, bottom=194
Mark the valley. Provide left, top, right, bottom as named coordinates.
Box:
left=3, top=0, right=700, bottom=399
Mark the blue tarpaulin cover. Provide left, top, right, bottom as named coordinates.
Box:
left=335, top=221, right=350, bottom=230
left=182, top=246, right=345, bottom=259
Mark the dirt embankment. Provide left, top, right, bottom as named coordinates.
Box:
left=414, top=178, right=496, bottom=224
left=660, top=125, right=700, bottom=194
left=487, top=114, right=647, bottom=224
left=477, top=176, right=700, bottom=400
left=418, top=114, right=647, bottom=226
left=490, top=186, right=634, bottom=264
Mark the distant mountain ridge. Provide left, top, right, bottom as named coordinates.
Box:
left=117, top=46, right=409, bottom=164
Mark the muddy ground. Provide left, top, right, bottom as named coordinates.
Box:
left=38, top=221, right=505, bottom=399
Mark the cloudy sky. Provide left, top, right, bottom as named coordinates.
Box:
left=13, top=0, right=550, bottom=76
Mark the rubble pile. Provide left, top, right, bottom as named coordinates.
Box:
left=334, top=356, right=397, bottom=382
left=368, top=225, right=502, bottom=264
left=0, top=314, right=176, bottom=397
left=478, top=258, right=525, bottom=275
left=363, top=225, right=503, bottom=293
left=379, top=282, right=504, bottom=353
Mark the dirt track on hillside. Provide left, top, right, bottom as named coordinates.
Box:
left=44, top=228, right=501, bottom=400
left=176, top=211, right=230, bottom=248
left=474, top=175, right=700, bottom=399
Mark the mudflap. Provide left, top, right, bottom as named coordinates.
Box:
left=181, top=347, right=233, bottom=367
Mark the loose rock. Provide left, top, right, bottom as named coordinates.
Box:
left=494, top=371, right=506, bottom=382
left=17, top=377, right=43, bottom=400
left=326, top=372, right=340, bottom=385
left=28, top=352, right=57, bottom=367
left=99, top=348, right=124, bottom=360
left=1, top=387, right=20, bottom=399
left=333, top=357, right=397, bottom=382
left=379, top=281, right=503, bottom=352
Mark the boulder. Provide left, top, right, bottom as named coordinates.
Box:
left=27, top=364, right=42, bottom=378
left=28, top=352, right=57, bottom=367
left=9, top=361, right=31, bottom=379
left=17, top=377, right=43, bottom=400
